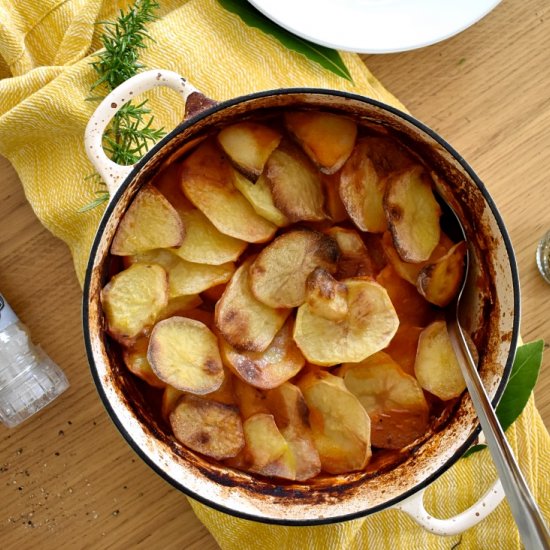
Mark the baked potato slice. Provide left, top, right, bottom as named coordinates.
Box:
left=215, top=259, right=290, bottom=352
left=170, top=394, right=244, bottom=460
left=233, top=377, right=270, bottom=419
left=111, top=185, right=185, bottom=256
left=217, top=121, right=282, bottom=180
left=122, top=337, right=165, bottom=389
left=161, top=385, right=185, bottom=421
left=294, top=278, right=399, bottom=366
left=153, top=162, right=194, bottom=214
left=101, top=263, right=168, bottom=344
left=297, top=370, right=371, bottom=474
left=305, top=267, right=348, bottom=321
left=325, top=226, right=374, bottom=278
left=148, top=316, right=224, bottom=394
left=264, top=142, right=325, bottom=222
left=168, top=259, right=235, bottom=298
left=384, top=325, right=423, bottom=376
left=173, top=209, right=247, bottom=265
left=284, top=111, right=357, bottom=174
left=180, top=139, right=276, bottom=242
left=384, top=166, right=441, bottom=262
left=321, top=172, right=348, bottom=223
left=249, top=229, right=339, bottom=309
left=417, top=241, right=467, bottom=307
left=219, top=318, right=305, bottom=389
left=338, top=352, right=429, bottom=449
left=156, top=295, right=203, bottom=322
left=414, top=320, right=466, bottom=400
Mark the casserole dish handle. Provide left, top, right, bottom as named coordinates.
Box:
left=393, top=476, right=504, bottom=535
left=84, top=70, right=214, bottom=199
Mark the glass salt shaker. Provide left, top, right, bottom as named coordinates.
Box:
left=0, top=293, right=69, bottom=428
left=537, top=230, right=550, bottom=284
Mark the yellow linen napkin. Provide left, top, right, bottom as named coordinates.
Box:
left=0, top=1, right=547, bottom=548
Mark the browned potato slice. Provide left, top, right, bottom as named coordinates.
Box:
left=294, top=278, right=399, bottom=366
left=122, top=337, right=165, bottom=389
left=376, top=265, right=435, bottom=327
left=217, top=121, right=282, bottom=179
left=358, top=135, right=414, bottom=178
left=111, top=186, right=185, bottom=256
left=162, top=385, right=184, bottom=421
left=178, top=308, right=215, bottom=329
left=173, top=209, right=247, bottom=265
left=233, top=171, right=289, bottom=227
left=168, top=259, right=235, bottom=297
left=381, top=230, right=455, bottom=285
left=219, top=318, right=305, bottom=389
left=321, top=172, right=348, bottom=223
left=384, top=325, right=423, bottom=376
left=284, top=111, right=357, bottom=174
left=101, top=263, right=168, bottom=344
left=215, top=259, right=290, bottom=352
left=180, top=139, right=276, bottom=242
left=325, top=226, right=374, bottom=278
left=338, top=352, right=429, bottom=449
left=206, top=368, right=236, bottom=405
left=305, top=267, right=348, bottom=321
left=242, top=413, right=295, bottom=479
left=265, top=383, right=321, bottom=481
left=170, top=394, right=244, bottom=460
left=156, top=294, right=203, bottom=322
left=297, top=370, right=371, bottom=474
left=148, top=316, right=224, bottom=394
left=384, top=166, right=441, bottom=262
left=249, top=230, right=339, bottom=308
left=153, top=162, right=194, bottom=213
left=264, top=143, right=325, bottom=222
left=233, top=377, right=269, bottom=419
left=417, top=241, right=467, bottom=307
left=414, top=320, right=466, bottom=400
left=126, top=248, right=180, bottom=271
left=339, top=140, right=387, bottom=233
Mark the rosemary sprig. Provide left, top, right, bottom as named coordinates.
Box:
left=81, top=0, right=165, bottom=212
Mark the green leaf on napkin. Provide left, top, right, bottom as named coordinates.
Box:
left=462, top=340, right=544, bottom=458
left=217, top=0, right=353, bottom=82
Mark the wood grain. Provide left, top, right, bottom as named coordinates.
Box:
left=0, top=1, right=548, bottom=548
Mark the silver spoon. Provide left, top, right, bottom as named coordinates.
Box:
left=444, top=203, right=550, bottom=550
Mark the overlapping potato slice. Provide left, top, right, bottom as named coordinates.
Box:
left=219, top=318, right=305, bottom=389
left=294, top=278, right=399, bottom=366
left=325, top=226, right=374, bottom=278
left=414, top=320, right=466, bottom=401
left=357, top=135, right=414, bottom=178
left=215, top=259, right=290, bottom=352
left=162, top=385, right=184, bottom=421
left=173, top=209, right=247, bottom=265
left=122, top=337, right=165, bottom=389
left=169, top=259, right=235, bottom=297
left=101, top=263, right=168, bottom=344
left=148, top=316, right=224, bottom=394
left=264, top=142, right=325, bottom=222
left=156, top=295, right=203, bottom=322
left=170, top=394, right=245, bottom=460
left=180, top=139, right=276, bottom=242
left=153, top=162, right=194, bottom=213
left=249, top=230, right=339, bottom=309
left=384, top=325, right=423, bottom=376
left=233, top=171, right=289, bottom=227
left=297, top=370, right=371, bottom=474
left=233, top=377, right=269, bottom=419
left=242, top=413, right=295, bottom=479
left=338, top=352, right=429, bottom=449
left=384, top=166, right=441, bottom=262
left=176, top=308, right=215, bottom=329
left=111, top=185, right=185, bottom=256
left=217, top=121, right=282, bottom=179
left=305, top=267, right=348, bottom=321
left=339, top=140, right=387, bottom=233
left=284, top=111, right=357, bottom=174
left=417, top=241, right=467, bottom=307
left=376, top=265, right=434, bottom=327
left=265, top=382, right=321, bottom=481
left=321, top=172, right=348, bottom=223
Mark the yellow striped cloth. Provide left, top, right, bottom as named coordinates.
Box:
left=0, top=1, right=547, bottom=548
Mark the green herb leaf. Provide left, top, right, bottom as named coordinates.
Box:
left=462, top=340, right=544, bottom=458
left=216, top=0, right=353, bottom=82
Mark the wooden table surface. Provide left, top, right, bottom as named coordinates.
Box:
left=1, top=1, right=548, bottom=548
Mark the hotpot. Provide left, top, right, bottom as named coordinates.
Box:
left=83, top=70, right=520, bottom=533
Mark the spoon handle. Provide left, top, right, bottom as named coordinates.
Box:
left=447, top=316, right=550, bottom=550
